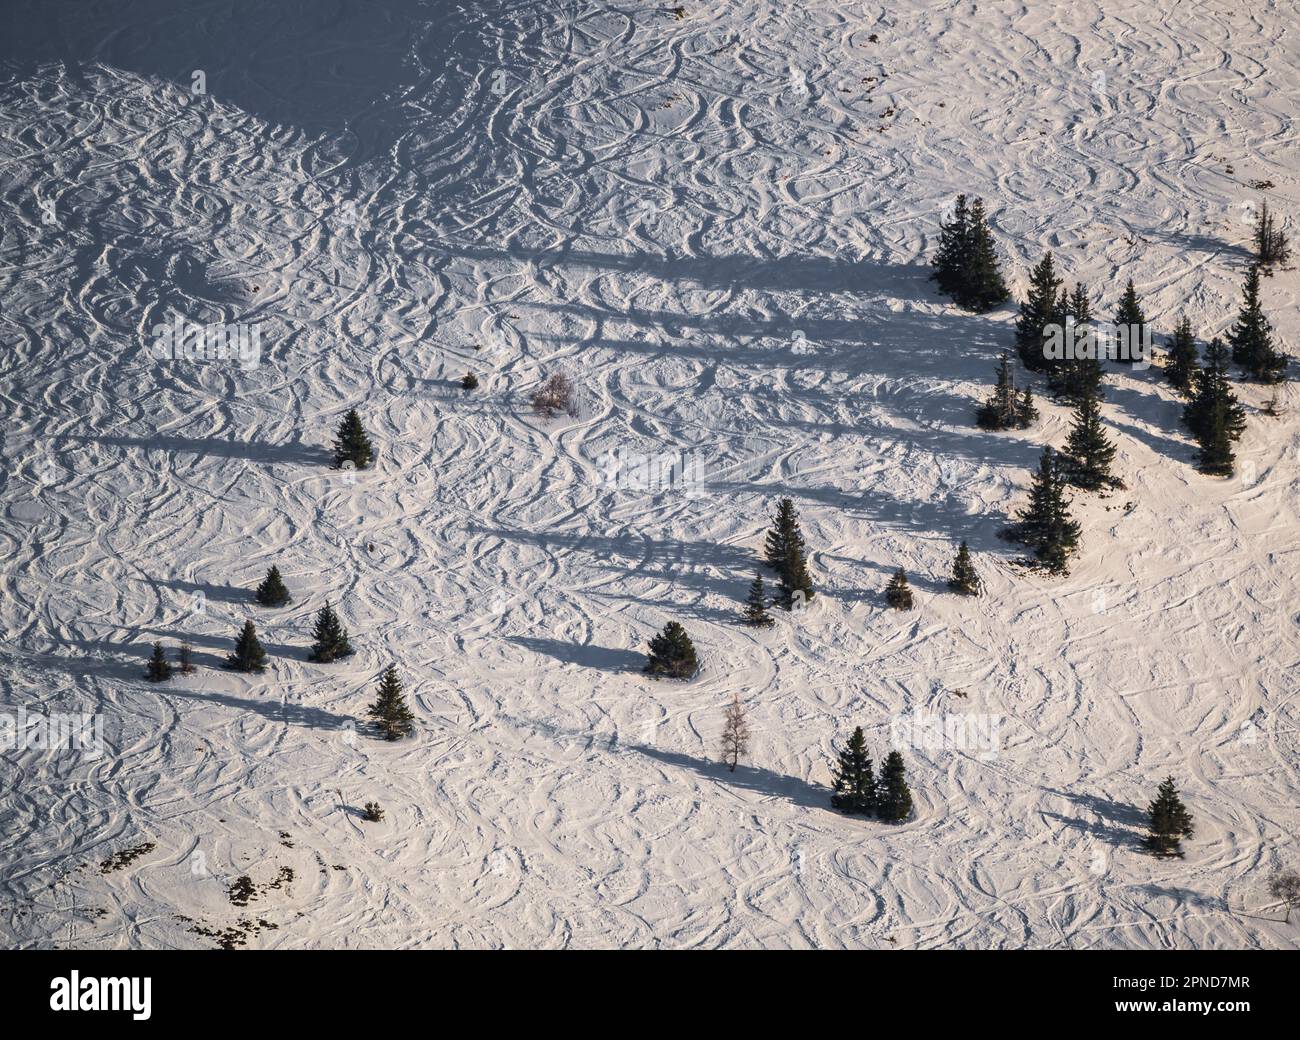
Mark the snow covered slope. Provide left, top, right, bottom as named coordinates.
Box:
left=1, top=0, right=1298, bottom=948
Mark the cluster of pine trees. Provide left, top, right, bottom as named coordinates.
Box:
left=931, top=195, right=1008, bottom=312
left=146, top=558, right=416, bottom=740
left=830, top=726, right=913, bottom=822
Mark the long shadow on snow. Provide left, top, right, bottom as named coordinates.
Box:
left=161, top=684, right=353, bottom=732
left=630, top=744, right=828, bottom=812
left=450, top=247, right=938, bottom=298
left=505, top=635, right=644, bottom=674
left=507, top=714, right=827, bottom=812
left=60, top=433, right=321, bottom=467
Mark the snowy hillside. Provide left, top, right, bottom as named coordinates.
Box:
left=2, top=0, right=1298, bottom=948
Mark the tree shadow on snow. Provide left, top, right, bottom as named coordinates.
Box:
left=629, top=743, right=828, bottom=811
left=60, top=433, right=321, bottom=467
left=506, top=635, right=645, bottom=674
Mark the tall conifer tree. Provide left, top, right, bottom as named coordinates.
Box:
left=1015, top=253, right=1064, bottom=373
left=333, top=407, right=374, bottom=469
left=1013, top=446, right=1081, bottom=573
left=225, top=620, right=268, bottom=673
left=368, top=665, right=415, bottom=740
left=1062, top=383, right=1120, bottom=490
left=1184, top=338, right=1246, bottom=476
left=830, top=726, right=877, bottom=815
left=877, top=750, right=914, bottom=823
left=1227, top=265, right=1286, bottom=383
left=1144, top=776, right=1194, bottom=857
left=1165, top=316, right=1200, bottom=395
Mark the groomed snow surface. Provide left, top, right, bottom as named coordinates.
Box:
left=1, top=0, right=1298, bottom=949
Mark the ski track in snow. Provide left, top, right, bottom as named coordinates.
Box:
left=1, top=0, right=1298, bottom=948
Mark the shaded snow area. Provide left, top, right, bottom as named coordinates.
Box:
left=1, top=0, right=1298, bottom=948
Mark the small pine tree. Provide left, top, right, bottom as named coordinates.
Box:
left=308, top=601, right=354, bottom=662
left=254, top=565, right=291, bottom=607
left=1254, top=200, right=1290, bottom=266
left=1016, top=385, right=1039, bottom=428
left=1050, top=283, right=1104, bottom=403
left=1144, top=775, right=1194, bottom=857
left=332, top=407, right=374, bottom=469
left=830, top=726, right=876, bottom=814
left=1013, top=446, right=1082, bottom=573
left=177, top=639, right=195, bottom=675
left=1112, top=279, right=1148, bottom=365
left=143, top=641, right=173, bottom=682
left=742, top=572, right=774, bottom=626
left=762, top=497, right=807, bottom=582
left=962, top=199, right=1010, bottom=312
left=1227, top=265, right=1286, bottom=383
left=975, top=352, right=1020, bottom=430
left=1015, top=252, right=1064, bottom=372
left=948, top=541, right=981, bottom=596
left=368, top=665, right=415, bottom=740
left=225, top=620, right=268, bottom=673
left=1062, top=383, right=1120, bottom=491
left=933, top=197, right=1009, bottom=313
left=461, top=372, right=479, bottom=390
left=720, top=693, right=750, bottom=772
left=1184, top=338, right=1246, bottom=477
left=931, top=194, right=970, bottom=300
left=1165, top=316, right=1200, bottom=395
left=885, top=567, right=914, bottom=610
left=644, top=621, right=698, bottom=679
left=876, top=750, right=914, bottom=823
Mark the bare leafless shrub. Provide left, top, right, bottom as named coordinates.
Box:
left=531, top=370, right=579, bottom=418
left=1268, top=869, right=1300, bottom=922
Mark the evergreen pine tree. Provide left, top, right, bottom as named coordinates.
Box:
left=644, top=621, right=699, bottom=679
left=948, top=541, right=981, bottom=596
left=1016, top=385, right=1039, bottom=428
left=143, top=641, right=173, bottom=682
left=961, top=198, right=1010, bottom=312
left=177, top=639, right=195, bottom=675
left=368, top=664, right=415, bottom=740
left=1227, top=265, right=1286, bottom=382
left=1062, top=383, right=1120, bottom=490
left=225, top=620, right=268, bottom=673
left=742, top=572, right=774, bottom=626
left=1013, top=446, right=1082, bottom=574
left=254, top=565, right=291, bottom=607
left=1051, top=283, right=1104, bottom=403
left=930, top=194, right=970, bottom=300
left=976, top=352, right=1021, bottom=430
left=1184, top=338, right=1246, bottom=477
left=1144, top=775, right=1194, bottom=857
left=1112, top=279, right=1148, bottom=365
left=829, top=726, right=877, bottom=815
left=884, top=567, right=914, bottom=610
left=1254, top=200, right=1290, bottom=266
left=779, top=540, right=815, bottom=609
left=1015, top=253, right=1064, bottom=372
left=762, top=497, right=807, bottom=582
left=332, top=407, right=374, bottom=469
left=876, top=750, right=914, bottom=823
left=1165, top=316, right=1200, bottom=395
left=308, top=601, right=354, bottom=662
